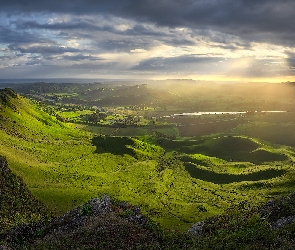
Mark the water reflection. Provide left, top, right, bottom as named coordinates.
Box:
left=172, top=111, right=286, bottom=117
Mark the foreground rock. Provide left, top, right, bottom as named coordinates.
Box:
left=1, top=195, right=159, bottom=250
left=188, top=192, right=295, bottom=239
left=188, top=221, right=205, bottom=236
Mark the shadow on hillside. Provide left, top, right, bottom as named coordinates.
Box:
left=184, top=162, right=285, bottom=184
left=91, top=135, right=136, bottom=156
left=160, top=136, right=288, bottom=164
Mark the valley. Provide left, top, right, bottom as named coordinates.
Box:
left=1, top=80, right=295, bottom=234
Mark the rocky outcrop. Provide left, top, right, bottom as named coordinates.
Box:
left=42, top=195, right=113, bottom=235
left=1, top=195, right=156, bottom=249
left=37, top=195, right=149, bottom=236
left=272, top=215, right=295, bottom=230
left=188, top=221, right=205, bottom=235
left=258, top=193, right=295, bottom=230
left=189, top=192, right=295, bottom=236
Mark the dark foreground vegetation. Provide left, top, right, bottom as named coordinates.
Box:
left=1, top=81, right=295, bottom=248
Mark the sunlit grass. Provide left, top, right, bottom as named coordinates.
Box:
left=1, top=93, right=295, bottom=232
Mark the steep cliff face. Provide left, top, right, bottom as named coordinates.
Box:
left=0, top=156, right=48, bottom=233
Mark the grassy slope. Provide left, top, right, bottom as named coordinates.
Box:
left=0, top=156, right=48, bottom=234
left=0, top=89, right=212, bottom=230
left=1, top=88, right=295, bottom=232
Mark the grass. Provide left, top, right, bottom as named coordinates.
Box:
left=163, top=135, right=288, bottom=164
left=184, top=162, right=285, bottom=184
left=1, top=88, right=295, bottom=233
left=0, top=156, right=49, bottom=234
left=81, top=124, right=179, bottom=137
left=231, top=112, right=295, bottom=148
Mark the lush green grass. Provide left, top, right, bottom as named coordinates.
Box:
left=1, top=89, right=295, bottom=233
left=57, top=109, right=93, bottom=120
left=160, top=135, right=288, bottom=164
left=184, top=162, right=285, bottom=184
left=81, top=124, right=179, bottom=137
left=230, top=112, right=295, bottom=148
left=0, top=156, right=49, bottom=233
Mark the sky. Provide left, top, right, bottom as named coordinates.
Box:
left=1, top=0, right=295, bottom=82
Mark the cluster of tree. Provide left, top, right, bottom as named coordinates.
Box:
left=86, top=111, right=108, bottom=123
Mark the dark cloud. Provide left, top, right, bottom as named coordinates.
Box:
left=14, top=18, right=116, bottom=33
left=0, top=25, right=45, bottom=44
left=8, top=44, right=79, bottom=54
left=1, top=0, right=294, bottom=79
left=1, top=0, right=295, bottom=46
left=0, top=0, right=118, bottom=14
left=25, top=59, right=42, bottom=66
left=123, top=24, right=170, bottom=37
left=62, top=54, right=103, bottom=61
left=14, top=19, right=172, bottom=40
left=131, top=55, right=291, bottom=79
left=93, top=39, right=144, bottom=52
left=132, top=55, right=224, bottom=72
left=286, top=52, right=295, bottom=71
left=164, top=38, right=196, bottom=47
left=0, top=59, right=119, bottom=79
left=12, top=18, right=179, bottom=53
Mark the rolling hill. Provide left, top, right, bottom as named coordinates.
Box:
left=1, top=87, right=295, bottom=233
left=1, top=87, right=295, bottom=249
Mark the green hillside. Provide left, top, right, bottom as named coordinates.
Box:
left=0, top=156, right=48, bottom=234
left=1, top=88, right=295, bottom=233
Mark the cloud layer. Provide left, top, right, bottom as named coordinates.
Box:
left=1, top=0, right=295, bottom=81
